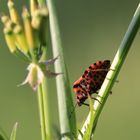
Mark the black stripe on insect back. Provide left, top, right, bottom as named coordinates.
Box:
left=82, top=75, right=85, bottom=78
left=84, top=70, right=88, bottom=74
left=73, top=84, right=79, bottom=88
left=93, top=63, right=97, bottom=66
left=73, top=84, right=83, bottom=89
left=89, top=66, right=92, bottom=69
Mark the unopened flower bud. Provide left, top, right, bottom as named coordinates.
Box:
left=14, top=25, right=29, bottom=54
left=1, top=15, right=10, bottom=24
left=30, top=0, right=39, bottom=16
left=4, top=27, right=17, bottom=53
left=7, top=0, right=20, bottom=24
left=4, top=19, right=15, bottom=30
left=22, top=8, right=37, bottom=50
left=31, top=10, right=42, bottom=30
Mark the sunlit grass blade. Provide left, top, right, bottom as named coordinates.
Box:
left=46, top=0, right=77, bottom=139
left=0, top=127, right=8, bottom=140
left=10, top=122, right=18, bottom=140
left=78, top=3, right=140, bottom=139
left=82, top=96, right=95, bottom=140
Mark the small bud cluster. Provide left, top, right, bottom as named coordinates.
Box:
left=1, top=0, right=49, bottom=63
left=1, top=0, right=59, bottom=90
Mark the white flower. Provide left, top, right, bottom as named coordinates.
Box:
left=19, top=56, right=61, bottom=90
left=20, top=63, right=45, bottom=90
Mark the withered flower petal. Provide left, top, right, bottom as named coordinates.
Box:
left=20, top=63, right=45, bottom=90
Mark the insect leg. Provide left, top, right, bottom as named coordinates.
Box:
left=90, top=96, right=102, bottom=104
left=81, top=102, right=89, bottom=106
left=92, top=68, right=116, bottom=72
left=45, top=55, right=59, bottom=65
left=69, top=103, right=78, bottom=119
left=46, top=70, right=62, bottom=78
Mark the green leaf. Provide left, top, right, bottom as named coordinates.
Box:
left=0, top=127, right=8, bottom=140
left=82, top=96, right=95, bottom=140
left=10, top=122, right=18, bottom=140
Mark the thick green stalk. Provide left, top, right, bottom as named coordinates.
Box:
left=79, top=3, right=140, bottom=139
left=46, top=0, right=77, bottom=139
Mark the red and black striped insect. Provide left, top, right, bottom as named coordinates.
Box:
left=73, top=60, right=111, bottom=106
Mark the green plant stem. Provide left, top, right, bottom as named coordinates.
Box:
left=0, top=127, right=9, bottom=140
left=37, top=78, right=51, bottom=140
left=37, top=0, right=51, bottom=139
left=46, top=0, right=77, bottom=139
left=79, top=3, right=140, bottom=139
left=37, top=85, right=46, bottom=140
left=41, top=78, right=52, bottom=139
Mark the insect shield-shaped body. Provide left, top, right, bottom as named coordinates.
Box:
left=73, top=60, right=111, bottom=106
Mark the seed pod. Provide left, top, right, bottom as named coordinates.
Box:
left=22, top=7, right=36, bottom=50
left=7, top=0, right=20, bottom=24
left=1, top=15, right=10, bottom=25
left=14, top=25, right=29, bottom=54
left=4, top=27, right=17, bottom=53
left=31, top=9, right=42, bottom=30
left=30, top=0, right=39, bottom=16
left=3, top=19, right=15, bottom=30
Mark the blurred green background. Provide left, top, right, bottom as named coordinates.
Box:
left=0, top=0, right=140, bottom=140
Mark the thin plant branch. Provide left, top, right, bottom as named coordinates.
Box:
left=79, top=3, right=140, bottom=139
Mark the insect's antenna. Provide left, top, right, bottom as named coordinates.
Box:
left=69, top=102, right=78, bottom=119
left=93, top=68, right=110, bottom=72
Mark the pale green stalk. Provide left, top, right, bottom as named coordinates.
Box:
left=46, top=0, right=77, bottom=139
left=79, top=3, right=140, bottom=139
left=35, top=1, right=52, bottom=140
left=37, top=86, right=46, bottom=140
left=41, top=78, right=52, bottom=139
left=37, top=78, right=52, bottom=140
